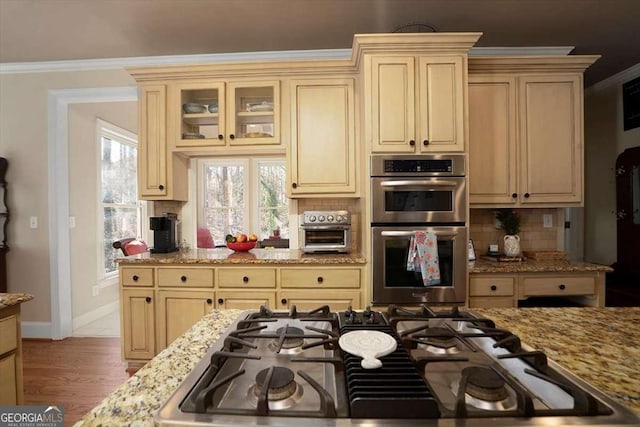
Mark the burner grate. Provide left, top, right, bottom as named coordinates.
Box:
left=340, top=323, right=440, bottom=418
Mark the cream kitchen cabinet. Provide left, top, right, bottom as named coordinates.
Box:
left=156, top=290, right=215, bottom=349
left=288, top=78, right=357, bottom=196
left=278, top=290, right=361, bottom=311
left=366, top=55, right=466, bottom=153
left=173, top=80, right=281, bottom=151
left=468, top=56, right=599, bottom=207
left=216, top=291, right=276, bottom=309
left=137, top=84, right=188, bottom=201
left=468, top=274, right=516, bottom=308
left=279, top=267, right=362, bottom=309
left=121, top=288, right=155, bottom=360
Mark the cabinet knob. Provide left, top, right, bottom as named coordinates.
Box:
left=524, top=192, right=530, bottom=198
left=409, top=140, right=415, bottom=146
left=218, top=134, right=223, bottom=140
left=490, top=285, right=497, bottom=291
left=132, top=275, right=139, bottom=281
left=243, top=276, right=249, bottom=283
left=512, top=193, right=518, bottom=198
left=206, top=298, right=213, bottom=304
left=145, top=296, right=152, bottom=303
left=559, top=284, right=566, bottom=290
left=181, top=275, right=187, bottom=282
left=281, top=298, right=287, bottom=305
left=217, top=298, right=224, bottom=304
left=292, top=182, right=297, bottom=189
left=159, top=184, right=164, bottom=190
left=229, top=134, right=235, bottom=140
left=423, top=140, right=429, bottom=146
left=317, top=276, right=323, bottom=283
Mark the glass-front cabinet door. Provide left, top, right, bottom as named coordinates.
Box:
left=227, top=81, right=280, bottom=145
left=175, top=80, right=279, bottom=149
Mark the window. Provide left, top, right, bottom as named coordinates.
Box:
left=197, top=157, right=290, bottom=245
left=97, top=120, right=144, bottom=279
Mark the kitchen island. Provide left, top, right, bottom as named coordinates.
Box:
left=74, top=306, right=640, bottom=426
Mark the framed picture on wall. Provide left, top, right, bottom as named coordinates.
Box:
left=623, top=76, right=640, bottom=131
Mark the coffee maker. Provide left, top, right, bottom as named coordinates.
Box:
left=149, top=213, right=178, bottom=253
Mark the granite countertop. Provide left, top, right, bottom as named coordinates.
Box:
left=470, top=258, right=613, bottom=274
left=116, top=248, right=366, bottom=265
left=74, top=307, right=640, bottom=426
left=0, top=292, right=34, bottom=309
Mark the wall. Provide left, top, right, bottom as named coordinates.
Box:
left=470, top=208, right=564, bottom=256
left=68, top=102, right=137, bottom=325
left=0, top=69, right=136, bottom=326
left=583, top=63, right=640, bottom=265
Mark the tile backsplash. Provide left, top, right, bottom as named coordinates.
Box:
left=470, top=208, right=564, bottom=255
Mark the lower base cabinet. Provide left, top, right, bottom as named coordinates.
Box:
left=216, top=291, right=276, bottom=309
left=278, top=290, right=361, bottom=311
left=157, top=290, right=215, bottom=349
left=469, top=271, right=605, bottom=308
left=121, top=288, right=155, bottom=360
left=0, top=304, right=23, bottom=405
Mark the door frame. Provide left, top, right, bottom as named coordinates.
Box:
left=46, top=86, right=138, bottom=339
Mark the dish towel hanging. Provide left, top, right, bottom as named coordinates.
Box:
left=406, top=231, right=441, bottom=286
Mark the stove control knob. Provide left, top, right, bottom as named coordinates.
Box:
left=366, top=315, right=377, bottom=324
left=344, top=306, right=354, bottom=318
left=363, top=306, right=372, bottom=318
left=335, top=215, right=343, bottom=222
left=327, top=215, right=334, bottom=222
left=318, top=215, right=325, bottom=222
left=308, top=215, right=316, bottom=222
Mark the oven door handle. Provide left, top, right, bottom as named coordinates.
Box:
left=380, top=230, right=458, bottom=238
left=378, top=180, right=460, bottom=187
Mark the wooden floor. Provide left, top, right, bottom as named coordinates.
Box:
left=22, top=337, right=128, bottom=427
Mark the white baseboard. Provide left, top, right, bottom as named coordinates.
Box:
left=22, top=321, right=53, bottom=339
left=72, top=300, right=119, bottom=330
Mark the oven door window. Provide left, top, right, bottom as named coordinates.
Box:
left=384, top=236, right=453, bottom=287
left=304, top=229, right=345, bottom=245
left=384, top=189, right=453, bottom=213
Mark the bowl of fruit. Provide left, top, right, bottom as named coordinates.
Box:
left=225, top=233, right=258, bottom=251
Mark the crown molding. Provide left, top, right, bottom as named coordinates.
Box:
left=585, top=62, right=640, bottom=94
left=1, top=43, right=580, bottom=75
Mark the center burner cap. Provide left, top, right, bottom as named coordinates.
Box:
left=273, top=326, right=305, bottom=349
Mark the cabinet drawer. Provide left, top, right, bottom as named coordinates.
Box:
left=278, top=290, right=361, bottom=310
left=522, top=276, right=595, bottom=296
left=468, top=297, right=515, bottom=308
left=280, top=268, right=361, bottom=288
left=469, top=276, right=514, bottom=297
left=0, top=315, right=17, bottom=355
left=158, top=268, right=214, bottom=287
left=121, top=267, right=155, bottom=287
left=218, top=268, right=276, bottom=288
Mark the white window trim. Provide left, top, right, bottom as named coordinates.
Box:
left=96, top=119, right=144, bottom=286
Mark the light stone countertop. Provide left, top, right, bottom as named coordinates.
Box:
left=0, top=292, right=33, bottom=309
left=470, top=258, right=613, bottom=274
left=116, top=248, right=366, bottom=265
left=74, top=307, right=640, bottom=426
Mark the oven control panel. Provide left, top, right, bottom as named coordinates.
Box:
left=302, top=210, right=350, bottom=225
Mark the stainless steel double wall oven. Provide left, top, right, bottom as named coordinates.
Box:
left=371, top=154, right=468, bottom=304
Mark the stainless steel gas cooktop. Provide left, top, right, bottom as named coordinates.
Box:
left=155, top=305, right=640, bottom=427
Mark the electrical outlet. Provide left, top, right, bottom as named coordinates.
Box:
left=543, top=214, right=553, bottom=228
left=30, top=216, right=38, bottom=229
left=92, top=285, right=99, bottom=297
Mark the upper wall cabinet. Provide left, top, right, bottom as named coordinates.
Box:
left=172, top=80, right=281, bottom=152
left=468, top=56, right=599, bottom=207
left=366, top=55, right=466, bottom=153
left=288, top=78, right=357, bottom=196
left=138, top=84, right=188, bottom=201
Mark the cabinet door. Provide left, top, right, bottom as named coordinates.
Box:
left=468, top=75, right=518, bottom=205
left=278, top=290, right=361, bottom=310
left=174, top=82, right=226, bottom=147
left=370, top=56, right=416, bottom=152
left=121, top=288, right=155, bottom=360
left=417, top=56, right=465, bottom=152
left=156, top=290, right=215, bottom=349
left=228, top=81, right=280, bottom=146
left=138, top=85, right=168, bottom=198
left=216, top=290, right=276, bottom=309
left=289, top=78, right=356, bottom=195
left=0, top=354, right=17, bottom=405
left=519, top=75, right=582, bottom=204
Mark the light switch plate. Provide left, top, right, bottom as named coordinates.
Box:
left=543, top=214, right=553, bottom=228
left=30, top=216, right=38, bottom=229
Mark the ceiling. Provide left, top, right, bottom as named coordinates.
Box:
left=1, top=0, right=639, bottom=86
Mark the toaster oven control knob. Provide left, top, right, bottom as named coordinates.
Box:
left=327, top=215, right=334, bottom=222
left=318, top=215, right=325, bottom=221
left=336, top=215, right=343, bottom=222
left=308, top=215, right=316, bottom=222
